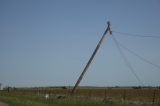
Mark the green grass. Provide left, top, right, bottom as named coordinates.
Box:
left=0, top=88, right=160, bottom=106
left=0, top=92, right=49, bottom=106
left=0, top=92, right=118, bottom=106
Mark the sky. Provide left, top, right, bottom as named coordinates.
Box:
left=0, top=0, right=160, bottom=87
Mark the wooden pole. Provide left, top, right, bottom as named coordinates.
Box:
left=70, top=21, right=112, bottom=95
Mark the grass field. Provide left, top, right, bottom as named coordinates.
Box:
left=0, top=87, right=160, bottom=106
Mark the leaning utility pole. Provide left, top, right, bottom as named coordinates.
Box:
left=71, top=21, right=112, bottom=95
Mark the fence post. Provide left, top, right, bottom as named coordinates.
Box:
left=152, top=89, right=156, bottom=106
left=105, top=88, right=107, bottom=99
left=103, top=88, right=107, bottom=102
left=122, top=90, right=126, bottom=104
left=88, top=89, right=92, bottom=98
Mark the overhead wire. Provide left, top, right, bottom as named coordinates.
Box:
left=114, top=38, right=160, bottom=70
left=113, top=31, right=160, bottom=38
left=111, top=35, right=144, bottom=86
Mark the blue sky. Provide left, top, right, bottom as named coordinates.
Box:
left=0, top=0, right=160, bottom=87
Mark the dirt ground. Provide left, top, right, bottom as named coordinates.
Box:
left=0, top=101, right=9, bottom=106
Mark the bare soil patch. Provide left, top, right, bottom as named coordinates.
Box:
left=0, top=101, right=9, bottom=106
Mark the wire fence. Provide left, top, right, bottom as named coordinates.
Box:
left=1, top=87, right=160, bottom=106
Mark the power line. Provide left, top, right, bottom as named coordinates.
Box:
left=113, top=31, right=160, bottom=38
left=112, top=36, right=160, bottom=71
left=70, top=22, right=112, bottom=95
left=111, top=35, right=144, bottom=86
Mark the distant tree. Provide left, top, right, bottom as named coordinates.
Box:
left=62, top=86, right=67, bottom=89
left=132, top=86, right=141, bottom=89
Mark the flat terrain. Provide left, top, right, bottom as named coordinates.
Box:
left=0, top=101, right=9, bottom=106
left=0, top=87, right=160, bottom=106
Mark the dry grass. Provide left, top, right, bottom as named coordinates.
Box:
left=0, top=87, right=160, bottom=106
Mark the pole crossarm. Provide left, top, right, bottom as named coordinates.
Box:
left=70, top=21, right=112, bottom=95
